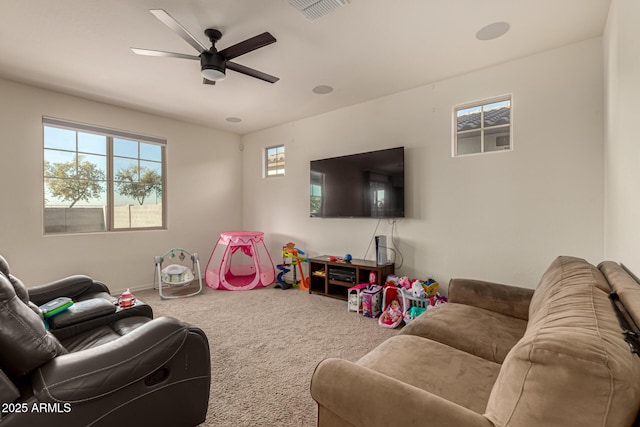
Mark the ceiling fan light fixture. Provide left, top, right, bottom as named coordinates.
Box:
left=202, top=68, right=226, bottom=81
left=201, top=52, right=226, bottom=81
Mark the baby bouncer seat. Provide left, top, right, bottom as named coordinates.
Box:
left=205, top=231, right=275, bottom=291
left=153, top=248, right=203, bottom=299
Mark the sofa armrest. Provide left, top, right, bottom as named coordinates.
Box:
left=311, top=358, right=494, bottom=427
left=448, top=279, right=534, bottom=321
left=27, top=275, right=109, bottom=305
left=31, top=316, right=188, bottom=402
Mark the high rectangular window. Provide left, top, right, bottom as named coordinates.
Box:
left=265, top=145, right=285, bottom=177
left=454, top=96, right=511, bottom=156
left=43, top=117, right=166, bottom=234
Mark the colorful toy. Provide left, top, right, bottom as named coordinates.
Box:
left=382, top=281, right=399, bottom=305
left=410, top=280, right=426, bottom=299
left=397, top=276, right=411, bottom=290
left=39, top=297, right=73, bottom=318
left=404, top=306, right=427, bottom=324
left=380, top=298, right=403, bottom=325
left=378, top=274, right=447, bottom=326
left=422, top=278, right=439, bottom=297
left=275, top=242, right=309, bottom=290
left=328, top=254, right=353, bottom=263
left=205, top=231, right=275, bottom=291
left=384, top=274, right=399, bottom=287
left=369, top=271, right=377, bottom=285
left=347, top=283, right=369, bottom=313
left=379, top=286, right=405, bottom=328
left=430, top=293, right=448, bottom=306
left=362, top=285, right=383, bottom=318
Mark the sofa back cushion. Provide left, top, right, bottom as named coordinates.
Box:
left=528, top=256, right=610, bottom=322
left=0, top=273, right=67, bottom=379
left=485, top=256, right=640, bottom=426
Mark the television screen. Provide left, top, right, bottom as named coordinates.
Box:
left=310, top=147, right=405, bottom=218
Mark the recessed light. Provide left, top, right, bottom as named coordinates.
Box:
left=476, top=22, right=510, bottom=41
left=226, top=117, right=242, bottom=123
left=312, top=85, right=334, bottom=95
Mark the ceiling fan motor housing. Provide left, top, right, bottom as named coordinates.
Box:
left=201, top=52, right=226, bottom=80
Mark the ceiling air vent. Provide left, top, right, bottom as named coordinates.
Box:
left=289, top=0, right=350, bottom=20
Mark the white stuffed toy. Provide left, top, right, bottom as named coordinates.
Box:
left=410, top=280, right=426, bottom=299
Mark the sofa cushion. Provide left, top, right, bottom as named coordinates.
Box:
left=528, top=256, right=610, bottom=323
left=357, top=335, right=501, bottom=414
left=485, top=256, right=640, bottom=427
left=401, top=303, right=527, bottom=363
left=448, top=278, right=534, bottom=321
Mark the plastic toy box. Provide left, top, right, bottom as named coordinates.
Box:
left=362, top=285, right=383, bottom=318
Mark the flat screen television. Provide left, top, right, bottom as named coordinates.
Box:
left=310, top=146, right=405, bottom=218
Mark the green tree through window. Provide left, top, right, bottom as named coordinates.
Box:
left=45, top=156, right=105, bottom=208
left=115, top=165, right=162, bottom=205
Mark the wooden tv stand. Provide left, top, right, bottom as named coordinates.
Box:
left=308, top=256, right=395, bottom=300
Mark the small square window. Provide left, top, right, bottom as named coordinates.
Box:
left=265, top=145, right=285, bottom=177
left=454, top=96, right=511, bottom=156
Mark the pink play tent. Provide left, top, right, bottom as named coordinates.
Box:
left=205, top=231, right=275, bottom=291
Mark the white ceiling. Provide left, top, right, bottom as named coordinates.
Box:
left=0, top=0, right=611, bottom=135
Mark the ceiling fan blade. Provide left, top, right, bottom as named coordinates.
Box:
left=227, top=61, right=279, bottom=83
left=149, top=9, right=208, bottom=54
left=218, top=32, right=276, bottom=60
left=131, top=48, right=200, bottom=60
left=203, top=78, right=216, bottom=85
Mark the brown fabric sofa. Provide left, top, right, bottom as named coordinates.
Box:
left=311, top=256, right=640, bottom=426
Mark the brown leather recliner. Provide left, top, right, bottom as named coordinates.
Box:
left=0, top=262, right=211, bottom=426
left=0, top=255, right=154, bottom=339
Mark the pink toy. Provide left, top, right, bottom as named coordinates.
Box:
left=205, top=231, right=275, bottom=291
left=381, top=299, right=402, bottom=325
left=397, top=276, right=411, bottom=290
left=379, top=286, right=405, bottom=329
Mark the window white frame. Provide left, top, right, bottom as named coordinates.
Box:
left=453, top=95, right=512, bottom=157
left=265, top=144, right=285, bottom=177
left=42, top=117, right=167, bottom=234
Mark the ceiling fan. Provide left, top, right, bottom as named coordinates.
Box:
left=131, top=9, right=279, bottom=85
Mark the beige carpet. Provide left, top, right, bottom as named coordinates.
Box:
left=135, top=284, right=399, bottom=427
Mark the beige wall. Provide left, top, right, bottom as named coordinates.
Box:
left=241, top=38, right=605, bottom=289
left=604, top=0, right=640, bottom=276
left=3, top=27, right=627, bottom=294
left=0, top=79, right=242, bottom=292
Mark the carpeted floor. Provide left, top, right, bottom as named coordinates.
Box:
left=135, top=283, right=399, bottom=427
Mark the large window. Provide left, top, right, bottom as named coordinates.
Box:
left=43, top=117, right=166, bottom=234
left=265, top=145, right=285, bottom=177
left=454, top=96, right=511, bottom=156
